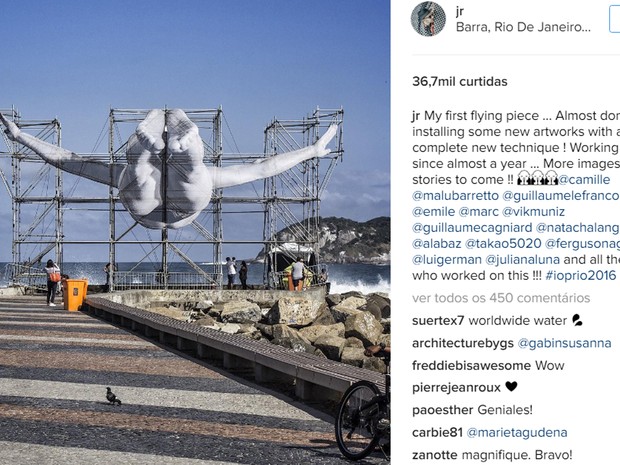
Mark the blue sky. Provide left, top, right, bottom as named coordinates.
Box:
left=0, top=1, right=389, bottom=262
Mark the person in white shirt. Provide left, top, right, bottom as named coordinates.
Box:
left=226, top=257, right=237, bottom=289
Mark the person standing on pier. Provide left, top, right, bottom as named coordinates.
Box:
left=239, top=261, right=249, bottom=290
left=291, top=257, right=307, bottom=291
left=226, top=257, right=237, bottom=289
left=44, top=259, right=61, bottom=307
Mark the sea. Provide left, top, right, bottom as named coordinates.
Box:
left=1, top=262, right=390, bottom=295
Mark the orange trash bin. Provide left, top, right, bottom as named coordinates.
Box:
left=63, top=279, right=89, bottom=311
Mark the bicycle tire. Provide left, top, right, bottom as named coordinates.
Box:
left=335, top=380, right=382, bottom=460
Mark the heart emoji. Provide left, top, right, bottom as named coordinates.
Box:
left=505, top=381, right=518, bottom=392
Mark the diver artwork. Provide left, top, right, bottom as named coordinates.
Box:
left=0, top=109, right=338, bottom=229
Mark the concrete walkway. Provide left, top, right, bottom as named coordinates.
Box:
left=0, top=295, right=389, bottom=465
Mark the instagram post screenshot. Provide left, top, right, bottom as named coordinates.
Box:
left=3, top=1, right=619, bottom=464
left=392, top=0, right=619, bottom=463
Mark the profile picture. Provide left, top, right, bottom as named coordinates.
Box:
left=411, top=2, right=446, bottom=36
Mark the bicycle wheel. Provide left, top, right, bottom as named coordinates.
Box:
left=335, top=380, right=382, bottom=460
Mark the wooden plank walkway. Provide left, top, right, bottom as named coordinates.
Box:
left=83, top=296, right=386, bottom=402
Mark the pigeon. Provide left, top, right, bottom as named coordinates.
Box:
left=106, top=387, right=122, bottom=405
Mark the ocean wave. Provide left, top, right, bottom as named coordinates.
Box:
left=329, top=275, right=390, bottom=295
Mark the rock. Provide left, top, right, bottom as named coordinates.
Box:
left=256, top=323, right=274, bottom=339
left=344, top=312, right=384, bottom=346
left=314, top=334, right=346, bottom=361
left=255, top=300, right=277, bottom=309
left=325, top=293, right=342, bottom=307
left=363, top=356, right=387, bottom=373
left=298, top=323, right=345, bottom=343
left=365, top=293, right=391, bottom=319
left=272, top=336, right=315, bottom=354
left=148, top=306, right=186, bottom=320
left=265, top=295, right=323, bottom=327
left=147, top=286, right=391, bottom=368
left=330, top=304, right=362, bottom=323
left=271, top=323, right=301, bottom=340
left=195, top=300, right=214, bottom=312
left=219, top=322, right=241, bottom=334
left=378, top=334, right=391, bottom=347
left=360, top=303, right=381, bottom=321
left=240, top=329, right=263, bottom=340
left=182, top=301, right=196, bottom=312
left=194, top=315, right=218, bottom=327
left=207, top=310, right=222, bottom=320
left=344, top=337, right=365, bottom=348
left=339, top=295, right=366, bottom=310
left=341, top=291, right=365, bottom=300
left=207, top=304, right=223, bottom=319
left=311, top=303, right=336, bottom=325
left=220, top=300, right=261, bottom=323
left=237, top=323, right=258, bottom=334
left=270, top=324, right=314, bottom=353
left=335, top=230, right=358, bottom=245
left=340, top=347, right=366, bottom=367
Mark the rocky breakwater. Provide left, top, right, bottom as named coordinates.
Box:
left=149, top=291, right=391, bottom=373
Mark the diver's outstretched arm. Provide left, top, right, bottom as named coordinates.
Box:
left=0, top=113, right=123, bottom=187
left=211, top=124, right=338, bottom=189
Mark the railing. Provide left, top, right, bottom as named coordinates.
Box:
left=4, top=263, right=48, bottom=291
left=3, top=264, right=220, bottom=291
left=112, top=271, right=219, bottom=290
left=4, top=263, right=329, bottom=292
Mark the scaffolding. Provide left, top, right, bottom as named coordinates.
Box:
left=106, top=108, right=224, bottom=289
left=262, top=108, right=344, bottom=288
left=0, top=107, right=63, bottom=289
left=1, top=107, right=344, bottom=290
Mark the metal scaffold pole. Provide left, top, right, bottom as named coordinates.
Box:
left=261, top=107, right=344, bottom=288
left=0, top=108, right=63, bottom=290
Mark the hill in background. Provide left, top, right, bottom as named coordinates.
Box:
left=258, top=216, right=390, bottom=264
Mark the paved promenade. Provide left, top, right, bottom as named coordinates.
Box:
left=0, top=295, right=389, bottom=465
